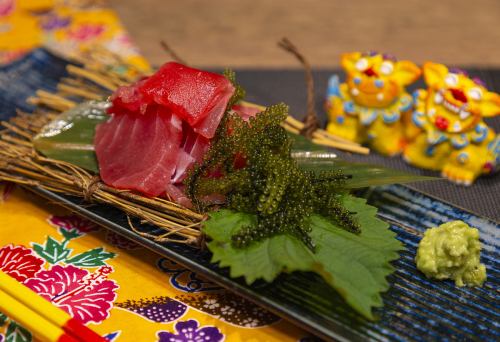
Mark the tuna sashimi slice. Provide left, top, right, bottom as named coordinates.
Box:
left=110, top=77, right=150, bottom=115
left=95, top=105, right=182, bottom=197
left=171, top=151, right=195, bottom=184
left=165, top=184, right=192, bottom=208
left=171, top=126, right=210, bottom=184
left=95, top=62, right=243, bottom=203
left=191, top=86, right=234, bottom=138
left=141, top=62, right=234, bottom=138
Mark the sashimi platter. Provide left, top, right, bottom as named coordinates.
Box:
left=0, top=49, right=497, bottom=341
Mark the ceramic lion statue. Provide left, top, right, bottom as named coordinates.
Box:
left=326, top=51, right=421, bottom=156
left=403, top=62, right=500, bottom=185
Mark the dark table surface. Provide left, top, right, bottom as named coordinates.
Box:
left=1, top=49, right=498, bottom=220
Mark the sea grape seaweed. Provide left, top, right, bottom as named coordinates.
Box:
left=185, top=73, right=359, bottom=250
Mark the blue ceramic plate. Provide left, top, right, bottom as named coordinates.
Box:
left=26, top=184, right=499, bottom=342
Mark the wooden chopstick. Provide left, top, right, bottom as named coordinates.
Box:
left=311, top=137, right=369, bottom=154
left=278, top=120, right=369, bottom=154
left=0, top=290, right=77, bottom=342
left=283, top=114, right=360, bottom=146
left=0, top=270, right=105, bottom=342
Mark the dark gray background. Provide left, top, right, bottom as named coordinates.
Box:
left=230, top=69, right=500, bottom=221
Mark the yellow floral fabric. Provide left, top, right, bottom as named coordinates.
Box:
left=0, top=0, right=149, bottom=70
left=0, top=186, right=309, bottom=341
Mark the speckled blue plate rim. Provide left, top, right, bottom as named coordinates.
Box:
left=402, top=183, right=500, bottom=225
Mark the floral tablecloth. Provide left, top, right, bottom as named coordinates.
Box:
left=0, top=185, right=311, bottom=341
left=0, top=1, right=313, bottom=341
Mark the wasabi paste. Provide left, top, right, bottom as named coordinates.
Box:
left=416, top=220, right=486, bottom=287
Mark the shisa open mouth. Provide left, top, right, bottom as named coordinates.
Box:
left=434, top=88, right=472, bottom=120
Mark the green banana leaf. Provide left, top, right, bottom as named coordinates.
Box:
left=289, top=132, right=327, bottom=152
left=34, top=101, right=435, bottom=187
left=33, top=101, right=109, bottom=173
left=288, top=132, right=436, bottom=187
left=294, top=155, right=436, bottom=188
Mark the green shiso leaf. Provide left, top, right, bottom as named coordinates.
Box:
left=204, top=210, right=316, bottom=283
left=33, top=101, right=109, bottom=173
left=203, top=195, right=403, bottom=319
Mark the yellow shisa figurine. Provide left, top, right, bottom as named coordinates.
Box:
left=326, top=52, right=421, bottom=156
left=403, top=62, right=500, bottom=185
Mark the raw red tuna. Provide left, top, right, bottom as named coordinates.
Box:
left=95, top=104, right=182, bottom=197
left=94, top=62, right=261, bottom=206
left=141, top=62, right=234, bottom=139
left=165, top=184, right=192, bottom=208
left=109, top=77, right=150, bottom=115
left=172, top=124, right=210, bottom=184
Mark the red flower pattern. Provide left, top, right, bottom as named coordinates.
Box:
left=0, top=245, right=44, bottom=282
left=24, top=265, right=118, bottom=324
left=48, top=215, right=98, bottom=233
left=67, top=23, right=105, bottom=41
left=0, top=0, right=14, bottom=17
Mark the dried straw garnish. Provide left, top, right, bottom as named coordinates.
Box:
left=276, top=38, right=368, bottom=154
left=278, top=37, right=320, bottom=138
left=160, top=40, right=188, bottom=66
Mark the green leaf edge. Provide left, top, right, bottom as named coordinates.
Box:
left=203, top=195, right=404, bottom=320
